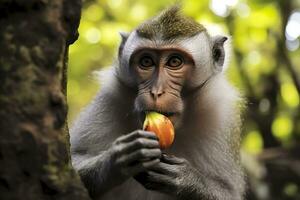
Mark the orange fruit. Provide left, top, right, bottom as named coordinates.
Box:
left=143, top=112, right=175, bottom=149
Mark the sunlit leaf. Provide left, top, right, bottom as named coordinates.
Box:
left=281, top=82, right=300, bottom=108
left=85, top=27, right=101, bottom=44
left=249, top=28, right=267, bottom=44
left=85, top=4, right=104, bottom=22
left=284, top=183, right=298, bottom=197
left=272, top=115, right=293, bottom=140
left=242, top=130, right=263, bottom=154
left=129, top=4, right=148, bottom=22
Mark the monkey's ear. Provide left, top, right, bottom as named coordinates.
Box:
left=212, top=36, right=228, bottom=71
left=118, top=32, right=130, bottom=58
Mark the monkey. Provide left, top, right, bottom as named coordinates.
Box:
left=70, top=6, right=245, bottom=200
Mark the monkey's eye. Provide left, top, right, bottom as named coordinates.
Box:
left=166, top=55, right=183, bottom=68
left=139, top=56, right=154, bottom=69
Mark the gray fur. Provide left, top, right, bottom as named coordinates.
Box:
left=70, top=7, right=245, bottom=200
left=70, top=71, right=245, bottom=200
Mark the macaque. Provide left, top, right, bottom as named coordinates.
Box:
left=70, top=6, right=245, bottom=200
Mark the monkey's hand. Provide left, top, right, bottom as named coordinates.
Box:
left=76, top=130, right=161, bottom=197
left=101, top=130, right=162, bottom=192
left=134, top=154, right=195, bottom=197
left=107, top=130, right=162, bottom=181
left=134, top=154, right=232, bottom=200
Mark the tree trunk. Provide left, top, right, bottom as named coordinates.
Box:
left=0, top=0, right=90, bottom=199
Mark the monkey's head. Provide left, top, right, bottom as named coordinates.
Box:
left=116, top=6, right=228, bottom=128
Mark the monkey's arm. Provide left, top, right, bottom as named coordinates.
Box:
left=71, top=130, right=162, bottom=198
left=135, top=154, right=243, bottom=200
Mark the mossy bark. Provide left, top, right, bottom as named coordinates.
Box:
left=0, top=0, right=90, bottom=199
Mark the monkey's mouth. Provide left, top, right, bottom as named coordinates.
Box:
left=137, top=110, right=180, bottom=129
left=144, top=110, right=176, bottom=117
left=138, top=110, right=177, bottom=125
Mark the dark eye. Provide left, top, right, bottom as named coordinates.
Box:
left=167, top=55, right=183, bottom=68
left=139, top=56, right=154, bottom=68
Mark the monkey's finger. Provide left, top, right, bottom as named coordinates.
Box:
left=117, top=130, right=158, bottom=143
left=139, top=171, right=176, bottom=193
left=147, top=162, right=178, bottom=176
left=127, top=158, right=160, bottom=175
left=118, top=148, right=161, bottom=166
left=143, top=182, right=170, bottom=193
left=122, top=138, right=160, bottom=154
left=161, top=154, right=186, bottom=165
left=147, top=171, right=170, bottom=183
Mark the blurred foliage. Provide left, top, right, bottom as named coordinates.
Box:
left=68, top=0, right=300, bottom=199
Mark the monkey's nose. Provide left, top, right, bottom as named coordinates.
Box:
left=150, top=89, right=165, bottom=100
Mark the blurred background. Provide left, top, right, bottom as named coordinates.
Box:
left=67, top=0, right=300, bottom=199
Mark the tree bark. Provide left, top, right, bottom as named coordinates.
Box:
left=0, top=0, right=90, bottom=199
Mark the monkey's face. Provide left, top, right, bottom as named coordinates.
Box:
left=118, top=31, right=227, bottom=129
left=116, top=6, right=228, bottom=129
left=131, top=48, right=194, bottom=128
